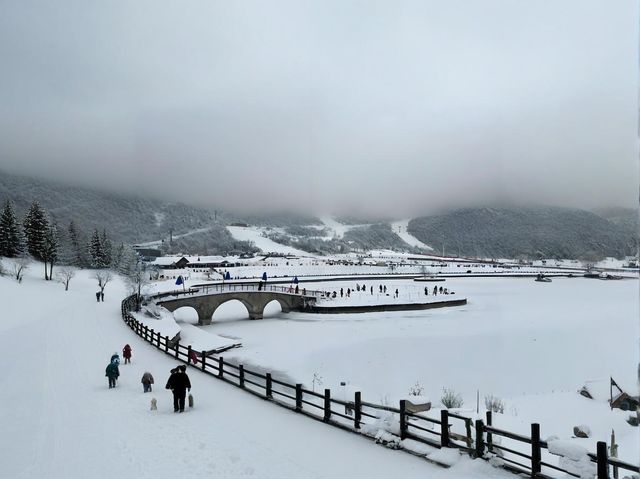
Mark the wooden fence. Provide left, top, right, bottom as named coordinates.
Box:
left=121, top=293, right=639, bottom=479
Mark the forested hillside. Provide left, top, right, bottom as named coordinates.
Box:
left=408, top=206, right=637, bottom=260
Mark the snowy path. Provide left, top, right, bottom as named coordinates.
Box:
left=0, top=267, right=512, bottom=479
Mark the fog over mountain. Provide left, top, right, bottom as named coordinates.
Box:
left=0, top=1, right=637, bottom=217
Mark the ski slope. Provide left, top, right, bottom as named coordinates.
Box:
left=0, top=264, right=513, bottom=479
left=227, top=225, right=310, bottom=256
left=391, top=219, right=433, bottom=251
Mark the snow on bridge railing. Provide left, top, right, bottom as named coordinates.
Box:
left=120, top=293, right=637, bottom=479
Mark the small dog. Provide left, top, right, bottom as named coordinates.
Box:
left=150, top=398, right=157, bottom=411
left=188, top=393, right=194, bottom=408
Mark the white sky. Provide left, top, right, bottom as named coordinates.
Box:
left=0, top=0, right=637, bottom=216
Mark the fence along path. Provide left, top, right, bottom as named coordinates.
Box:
left=121, top=293, right=639, bottom=479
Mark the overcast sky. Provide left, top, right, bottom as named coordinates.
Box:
left=0, top=0, right=637, bottom=217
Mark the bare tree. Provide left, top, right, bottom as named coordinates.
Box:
left=125, top=261, right=150, bottom=311
left=57, top=266, right=76, bottom=291
left=9, top=256, right=30, bottom=283
left=94, top=270, right=113, bottom=296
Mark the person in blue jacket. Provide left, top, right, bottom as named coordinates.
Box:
left=106, top=362, right=120, bottom=389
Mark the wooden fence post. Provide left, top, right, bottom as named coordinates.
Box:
left=354, top=391, right=362, bottom=430
left=323, top=389, right=331, bottom=422
left=295, top=384, right=303, bottom=411
left=465, top=418, right=473, bottom=450
left=218, top=357, right=224, bottom=378
left=597, top=441, right=609, bottom=479
left=144, top=325, right=149, bottom=342
left=441, top=409, right=450, bottom=447
left=164, top=336, right=169, bottom=353
left=201, top=351, right=206, bottom=372
left=531, top=423, right=541, bottom=476
left=266, top=373, right=272, bottom=398
left=475, top=419, right=485, bottom=458
left=239, top=365, right=245, bottom=388
left=174, top=341, right=179, bottom=359
left=399, top=400, right=407, bottom=440
left=150, top=329, right=155, bottom=347
left=486, top=411, right=493, bottom=452
left=187, top=345, right=192, bottom=365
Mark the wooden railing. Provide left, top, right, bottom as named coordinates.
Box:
left=121, top=293, right=639, bottom=479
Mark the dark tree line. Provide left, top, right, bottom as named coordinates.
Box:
left=0, top=199, right=136, bottom=280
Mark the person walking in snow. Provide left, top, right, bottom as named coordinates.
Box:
left=141, top=371, right=154, bottom=393
left=101, top=291, right=105, bottom=302
left=340, top=288, right=344, bottom=298
left=110, top=352, right=120, bottom=365
left=189, top=348, right=198, bottom=365
left=95, top=291, right=101, bottom=302
left=106, top=361, right=119, bottom=389
left=122, top=344, right=132, bottom=364
left=433, top=285, right=438, bottom=295
left=370, top=286, right=373, bottom=295
left=424, top=287, right=428, bottom=296
left=395, top=288, right=399, bottom=298
left=166, top=365, right=191, bottom=413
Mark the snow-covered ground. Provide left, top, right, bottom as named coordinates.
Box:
left=174, top=276, right=640, bottom=465
left=1, top=262, right=519, bottom=479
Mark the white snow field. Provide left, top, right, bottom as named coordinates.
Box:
left=195, top=276, right=639, bottom=464
left=0, top=264, right=516, bottom=479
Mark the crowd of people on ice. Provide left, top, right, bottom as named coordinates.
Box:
left=315, top=283, right=455, bottom=300
left=104, top=344, right=192, bottom=413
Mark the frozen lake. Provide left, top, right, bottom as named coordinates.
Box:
left=175, top=276, right=639, bottom=460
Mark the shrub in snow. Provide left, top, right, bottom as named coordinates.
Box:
left=484, top=394, right=505, bottom=414
left=408, top=381, right=424, bottom=397
left=441, top=388, right=463, bottom=408
left=572, top=425, right=591, bottom=438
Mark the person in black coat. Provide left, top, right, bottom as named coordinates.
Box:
left=166, top=365, right=191, bottom=412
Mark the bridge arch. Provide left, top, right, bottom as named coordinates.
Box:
left=172, top=306, right=199, bottom=325
left=211, top=298, right=254, bottom=322
left=263, top=299, right=285, bottom=317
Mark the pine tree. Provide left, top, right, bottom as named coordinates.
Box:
left=101, top=229, right=112, bottom=267
left=68, top=220, right=88, bottom=267
left=23, top=202, right=49, bottom=279
left=23, top=201, right=48, bottom=260
left=0, top=200, right=23, bottom=257
left=89, top=229, right=107, bottom=268
left=42, top=223, right=59, bottom=280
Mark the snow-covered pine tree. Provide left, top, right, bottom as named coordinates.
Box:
left=23, top=202, right=49, bottom=277
left=0, top=200, right=23, bottom=257
left=101, top=229, right=112, bottom=267
left=68, top=220, right=88, bottom=267
left=89, top=229, right=106, bottom=268
left=42, top=222, right=59, bottom=280
left=116, top=244, right=138, bottom=276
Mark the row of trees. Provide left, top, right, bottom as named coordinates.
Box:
left=0, top=199, right=143, bottom=282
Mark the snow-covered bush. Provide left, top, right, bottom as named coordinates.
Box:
left=485, top=394, right=505, bottom=413
left=441, top=388, right=463, bottom=408
left=408, top=381, right=425, bottom=397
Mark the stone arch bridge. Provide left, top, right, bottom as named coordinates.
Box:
left=156, top=285, right=318, bottom=324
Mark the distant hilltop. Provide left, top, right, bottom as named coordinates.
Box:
left=0, top=170, right=635, bottom=261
